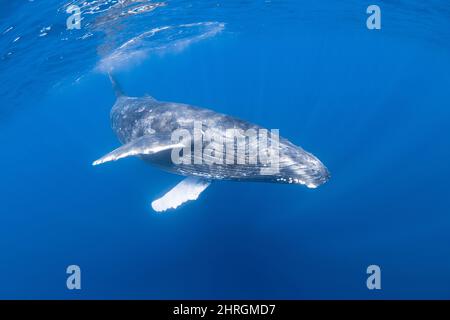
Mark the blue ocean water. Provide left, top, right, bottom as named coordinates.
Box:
left=1, top=0, right=450, bottom=299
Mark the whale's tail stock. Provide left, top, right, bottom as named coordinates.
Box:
left=108, top=72, right=124, bottom=98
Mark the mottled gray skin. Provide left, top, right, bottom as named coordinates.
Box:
left=110, top=95, right=330, bottom=188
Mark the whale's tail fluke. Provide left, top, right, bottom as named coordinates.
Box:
left=108, top=72, right=124, bottom=98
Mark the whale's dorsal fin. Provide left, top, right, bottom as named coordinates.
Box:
left=92, top=135, right=184, bottom=166
left=151, top=177, right=211, bottom=213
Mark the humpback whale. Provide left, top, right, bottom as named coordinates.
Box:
left=93, top=75, right=330, bottom=212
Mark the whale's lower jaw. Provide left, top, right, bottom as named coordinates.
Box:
left=139, top=148, right=330, bottom=188
left=141, top=156, right=329, bottom=189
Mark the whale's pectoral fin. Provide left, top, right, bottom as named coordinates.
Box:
left=92, top=135, right=184, bottom=166
left=151, top=177, right=211, bottom=213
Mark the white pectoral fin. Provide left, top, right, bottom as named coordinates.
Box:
left=151, top=177, right=211, bottom=213
left=93, top=135, right=184, bottom=166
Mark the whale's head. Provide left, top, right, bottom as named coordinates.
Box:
left=277, top=141, right=330, bottom=188
left=300, top=152, right=330, bottom=188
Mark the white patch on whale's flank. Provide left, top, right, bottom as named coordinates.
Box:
left=151, top=177, right=211, bottom=213
left=97, top=21, right=225, bottom=72
left=92, top=135, right=184, bottom=166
